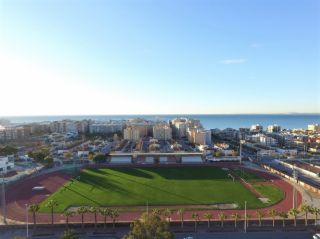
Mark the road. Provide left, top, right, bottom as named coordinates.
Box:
left=0, top=228, right=315, bottom=239
left=176, top=231, right=314, bottom=239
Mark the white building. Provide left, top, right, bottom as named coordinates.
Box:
left=259, top=135, right=278, bottom=146
left=153, top=123, right=172, bottom=140
left=89, top=123, right=123, bottom=134
left=0, top=156, right=14, bottom=172
left=267, top=124, right=281, bottom=133
left=250, top=124, right=263, bottom=133
left=308, top=124, right=320, bottom=133
left=275, top=148, right=298, bottom=156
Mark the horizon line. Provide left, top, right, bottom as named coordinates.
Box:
left=1, top=112, right=320, bottom=118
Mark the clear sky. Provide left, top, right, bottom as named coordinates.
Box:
left=0, top=0, right=319, bottom=116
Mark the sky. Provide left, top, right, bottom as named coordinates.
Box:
left=0, top=0, right=319, bottom=116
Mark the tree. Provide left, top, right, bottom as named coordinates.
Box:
left=88, top=152, right=94, bottom=161
left=215, top=151, right=221, bottom=157
left=28, top=147, right=50, bottom=162
left=279, top=211, right=288, bottom=227
left=122, top=212, right=174, bottom=239
left=46, top=199, right=58, bottom=225
left=301, top=203, right=311, bottom=226
left=29, top=204, right=40, bottom=226
left=163, top=208, right=172, bottom=223
left=177, top=209, right=185, bottom=228
left=311, top=207, right=320, bottom=226
left=60, top=229, right=78, bottom=239
left=231, top=213, right=241, bottom=228
left=93, top=154, right=106, bottom=163
left=152, top=208, right=162, bottom=216
left=268, top=209, right=278, bottom=227
left=218, top=212, right=226, bottom=227
left=192, top=212, right=199, bottom=232
left=289, top=208, right=300, bottom=227
left=64, top=152, right=72, bottom=160
left=63, top=211, right=75, bottom=228
left=99, top=208, right=110, bottom=229
left=109, top=208, right=119, bottom=230
left=89, top=206, right=98, bottom=229
left=0, top=145, right=17, bottom=156
left=43, top=156, right=54, bottom=166
left=256, top=210, right=264, bottom=227
left=77, top=206, right=88, bottom=229
left=203, top=212, right=213, bottom=229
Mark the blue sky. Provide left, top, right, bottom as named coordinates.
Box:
left=0, top=0, right=319, bottom=115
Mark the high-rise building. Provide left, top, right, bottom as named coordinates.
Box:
left=123, top=126, right=140, bottom=141
left=267, top=124, right=281, bottom=133
left=153, top=123, right=172, bottom=140
left=187, top=128, right=211, bottom=145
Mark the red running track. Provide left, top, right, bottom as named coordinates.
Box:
left=2, top=167, right=302, bottom=224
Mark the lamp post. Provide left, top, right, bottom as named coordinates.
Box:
left=1, top=169, right=6, bottom=224
left=239, top=140, right=245, bottom=165
left=244, top=201, right=247, bottom=232
left=292, top=165, right=298, bottom=209
left=25, top=203, right=29, bottom=238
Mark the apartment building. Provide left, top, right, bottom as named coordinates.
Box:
left=123, top=126, right=140, bottom=141
left=153, top=123, right=172, bottom=140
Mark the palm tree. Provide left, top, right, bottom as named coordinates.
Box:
left=164, top=208, right=172, bottom=222
left=99, top=208, right=110, bottom=229
left=177, top=209, right=185, bottom=228
left=89, top=206, right=98, bottom=229
left=218, top=212, right=226, bottom=227
left=203, top=212, right=213, bottom=229
left=278, top=211, right=288, bottom=227
left=301, top=203, right=311, bottom=226
left=191, top=212, right=199, bottom=232
left=256, top=210, right=264, bottom=227
left=109, top=209, right=119, bottom=230
left=46, top=199, right=58, bottom=225
left=231, top=213, right=241, bottom=228
left=289, top=208, right=300, bottom=227
left=77, top=206, right=88, bottom=229
left=152, top=208, right=162, bottom=216
left=311, top=207, right=320, bottom=226
left=63, top=211, right=75, bottom=228
left=28, top=204, right=40, bottom=226
left=268, top=209, right=278, bottom=227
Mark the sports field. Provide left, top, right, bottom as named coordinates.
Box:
left=39, top=166, right=284, bottom=213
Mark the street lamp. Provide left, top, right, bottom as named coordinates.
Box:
left=25, top=203, right=29, bottom=238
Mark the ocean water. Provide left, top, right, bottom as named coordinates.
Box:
left=2, top=114, right=319, bottom=130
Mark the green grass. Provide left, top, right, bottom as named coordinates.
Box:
left=233, top=169, right=263, bottom=181
left=39, top=167, right=283, bottom=213
left=253, top=184, right=284, bottom=206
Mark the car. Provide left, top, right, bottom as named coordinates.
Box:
left=313, top=233, right=320, bottom=239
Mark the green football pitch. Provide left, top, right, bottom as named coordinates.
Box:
left=39, top=166, right=284, bottom=212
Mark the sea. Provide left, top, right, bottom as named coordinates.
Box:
left=1, top=114, right=319, bottom=130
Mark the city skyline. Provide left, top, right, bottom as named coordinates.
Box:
left=1, top=0, right=319, bottom=116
